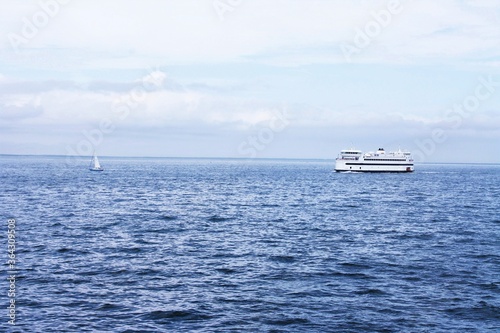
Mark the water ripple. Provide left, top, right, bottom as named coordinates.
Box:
left=1, top=157, right=499, bottom=332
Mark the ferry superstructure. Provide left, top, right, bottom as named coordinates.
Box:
left=335, top=148, right=414, bottom=172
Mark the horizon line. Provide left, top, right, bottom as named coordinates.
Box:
left=1, top=153, right=500, bottom=166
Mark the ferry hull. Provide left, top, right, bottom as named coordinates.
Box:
left=335, top=160, right=414, bottom=172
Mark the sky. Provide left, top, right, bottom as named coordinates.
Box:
left=1, top=0, right=499, bottom=163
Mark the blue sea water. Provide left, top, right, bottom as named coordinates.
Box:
left=1, top=156, right=499, bottom=333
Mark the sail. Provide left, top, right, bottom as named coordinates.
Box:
left=93, top=155, right=101, bottom=169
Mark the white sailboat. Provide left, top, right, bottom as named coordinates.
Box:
left=89, top=152, right=104, bottom=171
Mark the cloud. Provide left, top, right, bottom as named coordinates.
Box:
left=0, top=71, right=288, bottom=129
left=0, top=70, right=172, bottom=97
left=0, top=79, right=78, bottom=95
left=1, top=0, right=499, bottom=69
left=0, top=102, right=43, bottom=120
left=2, top=70, right=496, bottom=135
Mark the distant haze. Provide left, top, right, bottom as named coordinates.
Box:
left=1, top=0, right=499, bottom=163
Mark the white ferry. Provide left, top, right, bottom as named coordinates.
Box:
left=335, top=148, right=414, bottom=172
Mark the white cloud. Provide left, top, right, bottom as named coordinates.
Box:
left=1, top=0, right=499, bottom=68
left=0, top=74, right=286, bottom=129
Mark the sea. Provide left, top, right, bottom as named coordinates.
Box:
left=1, top=155, right=499, bottom=333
